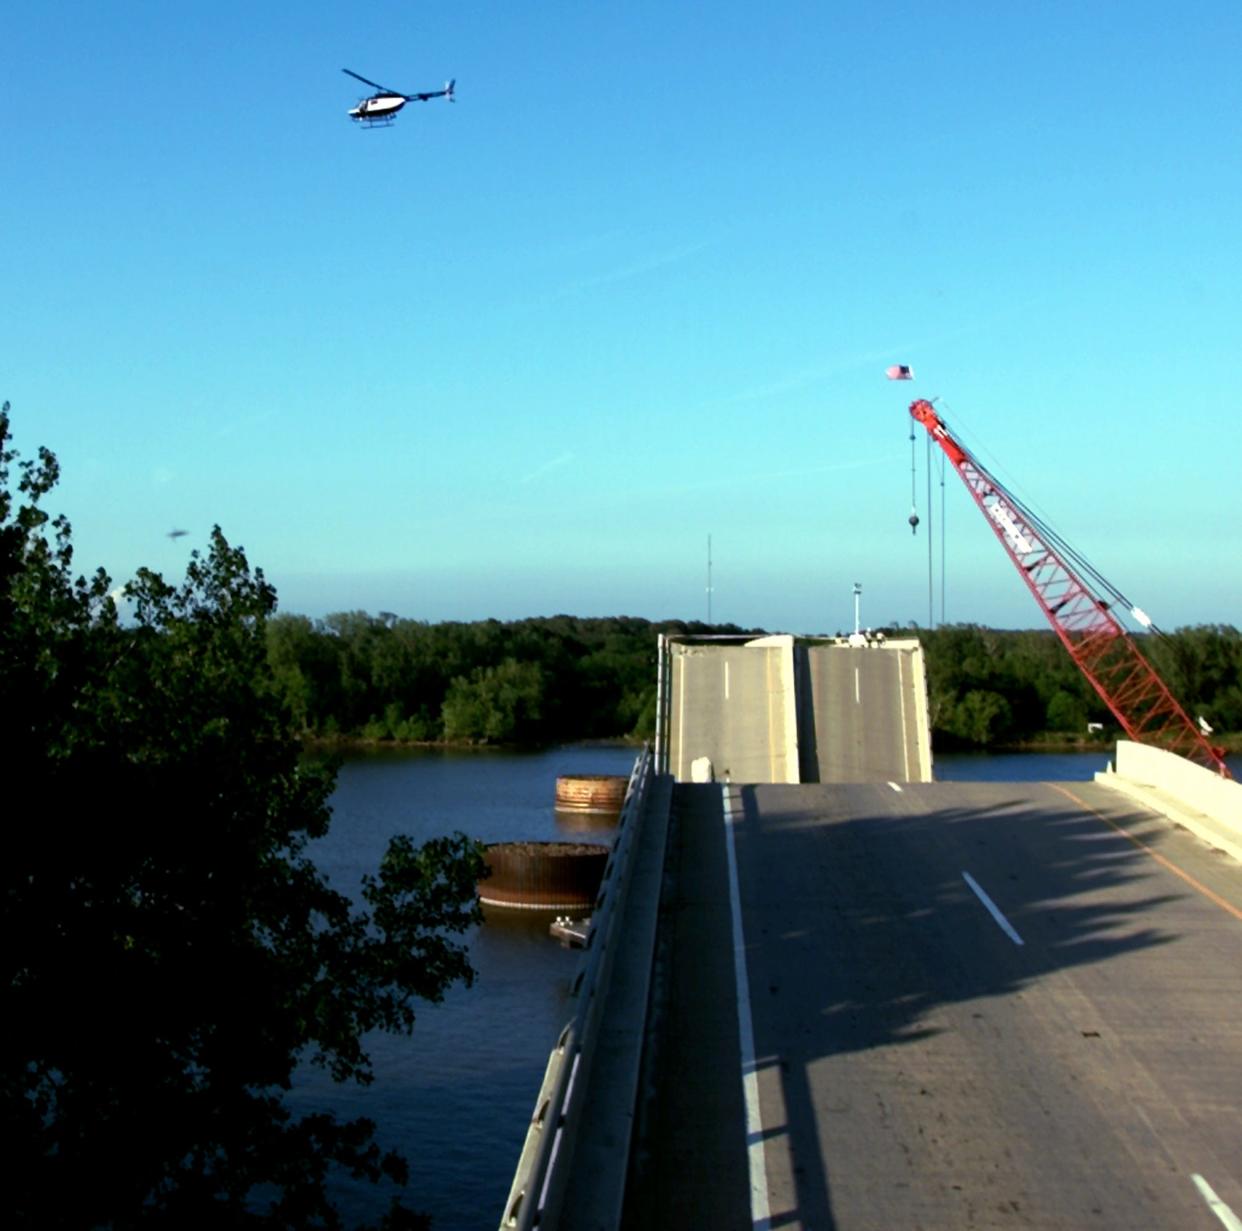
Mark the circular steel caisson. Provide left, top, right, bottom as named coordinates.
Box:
left=480, top=840, right=610, bottom=911
left=554, top=773, right=628, bottom=818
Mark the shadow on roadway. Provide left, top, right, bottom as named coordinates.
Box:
left=627, top=780, right=1193, bottom=1230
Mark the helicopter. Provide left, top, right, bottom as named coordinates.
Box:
left=342, top=68, right=455, bottom=126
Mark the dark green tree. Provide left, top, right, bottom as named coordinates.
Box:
left=1045, top=689, right=1089, bottom=735
left=945, top=687, right=1015, bottom=746
left=0, top=404, right=485, bottom=1229
left=441, top=658, right=546, bottom=743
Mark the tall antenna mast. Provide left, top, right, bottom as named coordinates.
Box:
left=706, top=533, right=713, bottom=624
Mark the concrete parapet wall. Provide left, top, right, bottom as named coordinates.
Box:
left=1096, top=741, right=1242, bottom=865
left=1111, top=741, right=1242, bottom=827
left=907, top=642, right=934, bottom=783
left=746, top=634, right=800, bottom=784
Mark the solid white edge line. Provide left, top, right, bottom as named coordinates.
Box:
left=723, top=786, right=772, bottom=1230
left=896, top=651, right=911, bottom=782
left=676, top=655, right=686, bottom=781
left=962, top=870, right=1025, bottom=946
left=1193, top=1174, right=1242, bottom=1231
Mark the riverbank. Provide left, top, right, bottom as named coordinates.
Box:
left=300, top=729, right=1240, bottom=760
left=301, top=733, right=646, bottom=754
left=992, top=735, right=1241, bottom=756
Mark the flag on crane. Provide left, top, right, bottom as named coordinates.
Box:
left=886, top=364, right=914, bottom=380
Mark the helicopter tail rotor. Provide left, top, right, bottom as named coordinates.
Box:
left=445, top=79, right=455, bottom=101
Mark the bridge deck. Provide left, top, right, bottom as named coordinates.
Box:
left=662, top=636, right=930, bottom=786
left=797, top=642, right=928, bottom=784
left=624, top=779, right=1242, bottom=1230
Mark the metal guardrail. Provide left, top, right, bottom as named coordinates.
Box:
left=655, top=635, right=670, bottom=774
left=499, top=744, right=655, bottom=1230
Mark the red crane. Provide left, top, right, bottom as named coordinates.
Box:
left=909, top=398, right=1231, bottom=777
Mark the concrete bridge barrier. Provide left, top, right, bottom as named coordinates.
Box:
left=1096, top=740, right=1242, bottom=862
left=499, top=746, right=669, bottom=1231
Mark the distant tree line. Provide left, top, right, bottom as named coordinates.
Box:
left=912, top=623, right=1242, bottom=749
left=266, top=614, right=1242, bottom=750
left=265, top=613, right=760, bottom=746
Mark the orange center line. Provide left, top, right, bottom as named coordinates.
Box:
left=1051, top=783, right=1242, bottom=924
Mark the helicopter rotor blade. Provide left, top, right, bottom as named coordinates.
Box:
left=342, top=68, right=394, bottom=94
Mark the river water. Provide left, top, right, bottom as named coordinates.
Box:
left=291, top=743, right=1224, bottom=1228
left=288, top=743, right=639, bottom=1230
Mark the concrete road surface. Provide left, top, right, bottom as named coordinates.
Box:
left=798, top=643, right=928, bottom=783
left=626, top=779, right=1242, bottom=1230
left=667, top=641, right=797, bottom=784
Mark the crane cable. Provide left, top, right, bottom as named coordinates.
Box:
left=939, top=446, right=947, bottom=626
left=939, top=408, right=1167, bottom=639
left=926, top=435, right=934, bottom=627
left=908, top=415, right=919, bottom=535
left=908, top=407, right=949, bottom=627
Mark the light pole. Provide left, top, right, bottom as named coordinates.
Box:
left=848, top=583, right=868, bottom=647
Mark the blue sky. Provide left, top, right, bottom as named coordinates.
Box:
left=4, top=2, right=1240, bottom=633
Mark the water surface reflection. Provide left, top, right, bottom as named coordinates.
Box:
left=289, top=743, right=638, bottom=1230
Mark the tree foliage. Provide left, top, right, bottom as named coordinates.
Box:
left=265, top=610, right=1242, bottom=753
left=441, top=658, right=546, bottom=743
left=0, top=404, right=485, bottom=1229
left=914, top=622, right=1242, bottom=748
left=264, top=612, right=758, bottom=746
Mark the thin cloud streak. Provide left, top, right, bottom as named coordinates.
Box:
left=694, top=345, right=921, bottom=412
left=639, top=453, right=903, bottom=499
left=503, top=229, right=730, bottom=316
left=695, top=301, right=1049, bottom=413
left=519, top=451, right=576, bottom=484
left=561, top=238, right=717, bottom=295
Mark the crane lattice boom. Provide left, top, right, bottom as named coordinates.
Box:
left=909, top=398, right=1230, bottom=777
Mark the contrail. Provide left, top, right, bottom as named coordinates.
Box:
left=566, top=238, right=715, bottom=293
left=643, top=453, right=903, bottom=499
left=519, top=451, right=575, bottom=484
